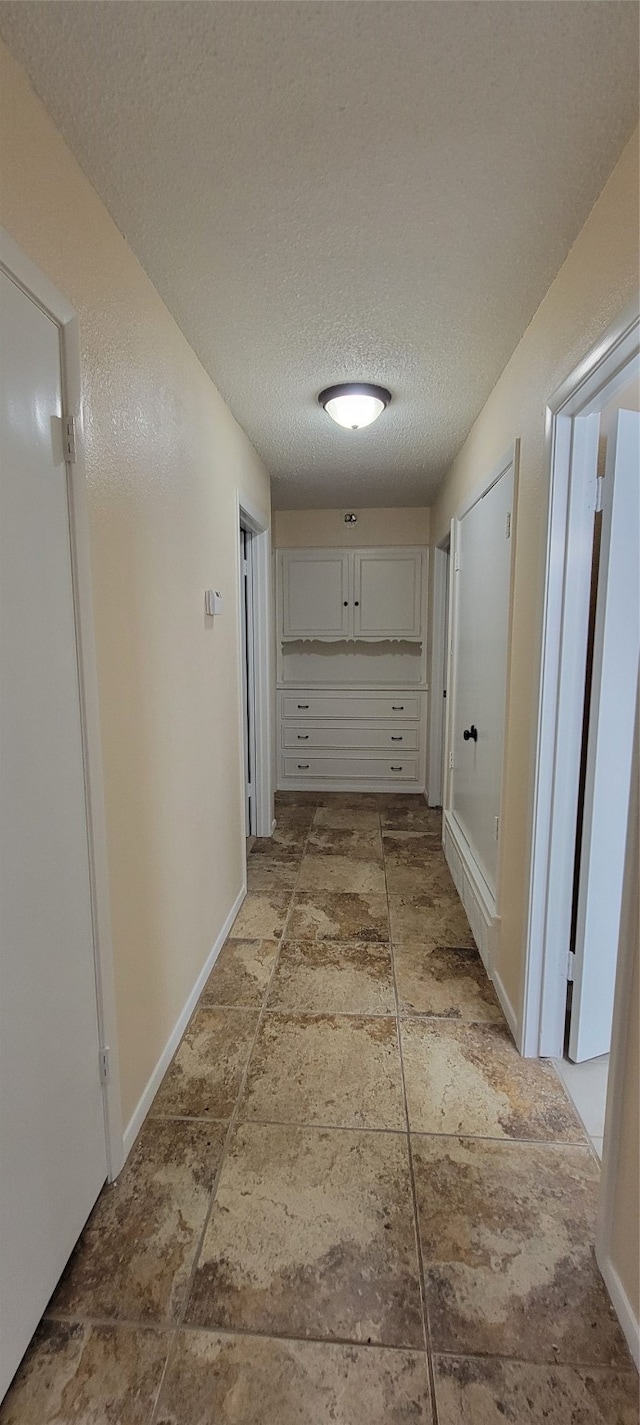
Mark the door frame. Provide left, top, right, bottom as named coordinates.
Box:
left=236, top=492, right=274, bottom=839
left=427, top=538, right=450, bottom=807
left=0, top=228, right=124, bottom=1179
left=522, top=301, right=640, bottom=1058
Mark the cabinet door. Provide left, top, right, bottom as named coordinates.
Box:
left=281, top=550, right=351, bottom=638
left=353, top=550, right=422, bottom=638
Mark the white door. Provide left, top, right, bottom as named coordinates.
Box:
left=451, top=463, right=514, bottom=898
left=0, top=271, right=107, bottom=1396
left=569, top=410, right=640, bottom=1062
left=353, top=549, right=422, bottom=638
left=281, top=549, right=351, bottom=638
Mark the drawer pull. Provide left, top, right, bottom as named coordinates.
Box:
left=297, top=763, right=310, bottom=770
left=391, top=735, right=403, bottom=741
left=297, top=704, right=309, bottom=709
left=297, top=734, right=309, bottom=740
left=390, top=765, right=403, bottom=771
left=392, top=705, right=404, bottom=711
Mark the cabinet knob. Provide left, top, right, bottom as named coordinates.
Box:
left=391, top=736, right=403, bottom=742
left=297, top=763, right=310, bottom=770
left=392, top=705, right=404, bottom=711
left=354, top=600, right=359, bottom=606
left=343, top=601, right=348, bottom=606
left=297, top=734, right=309, bottom=740
left=390, top=765, right=403, bottom=771
left=297, top=704, right=309, bottom=709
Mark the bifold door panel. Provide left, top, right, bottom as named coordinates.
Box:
left=450, top=460, right=515, bottom=900
left=0, top=272, right=107, bottom=1397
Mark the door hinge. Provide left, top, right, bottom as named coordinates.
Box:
left=566, top=950, right=575, bottom=983
left=448, top=750, right=454, bottom=770
left=99, top=1047, right=111, bottom=1084
left=594, top=476, right=604, bottom=513
left=63, top=414, right=77, bottom=463
left=495, top=816, right=500, bottom=840
left=454, top=551, right=461, bottom=572
left=506, top=511, right=511, bottom=539
left=243, top=558, right=248, bottom=576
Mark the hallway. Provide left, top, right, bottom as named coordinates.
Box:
left=2, top=793, right=636, bottom=1423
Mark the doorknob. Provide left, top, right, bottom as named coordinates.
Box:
left=463, top=725, right=478, bottom=742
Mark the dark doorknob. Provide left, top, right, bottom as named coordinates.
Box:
left=463, top=725, right=478, bottom=742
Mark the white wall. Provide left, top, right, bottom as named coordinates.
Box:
left=274, top=506, right=430, bottom=548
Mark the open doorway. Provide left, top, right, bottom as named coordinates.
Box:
left=523, top=307, right=639, bottom=1154
left=237, top=497, right=274, bottom=848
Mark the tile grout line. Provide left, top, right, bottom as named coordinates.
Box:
left=382, top=815, right=441, bottom=1425
left=149, top=797, right=320, bottom=1416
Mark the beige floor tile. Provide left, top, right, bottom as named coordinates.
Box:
left=413, top=1136, right=632, bottom=1366
left=313, top=805, right=381, bottom=831
left=249, top=826, right=307, bottom=859
left=307, top=825, right=383, bottom=860
left=48, top=1120, right=225, bottom=1323
left=401, top=1020, right=586, bottom=1140
left=230, top=889, right=293, bottom=940
left=433, top=1355, right=639, bottom=1424
left=382, top=832, right=447, bottom=865
left=247, top=857, right=300, bottom=890
left=241, top=1012, right=405, bottom=1129
left=0, top=1320, right=170, bottom=1425
left=380, top=806, right=443, bottom=833
left=384, top=848, right=457, bottom=898
left=201, top=938, right=280, bottom=1007
left=185, top=1122, right=423, bottom=1348
left=389, top=892, right=475, bottom=949
left=394, top=944, right=504, bottom=1022
left=151, top=1007, right=258, bottom=1120
left=156, top=1330, right=433, bottom=1424
left=285, top=890, right=390, bottom=943
left=297, top=853, right=387, bottom=895
left=268, top=939, right=396, bottom=1015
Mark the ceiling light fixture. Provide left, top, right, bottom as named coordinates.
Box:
left=318, top=383, right=391, bottom=431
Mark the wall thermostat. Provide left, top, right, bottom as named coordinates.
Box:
left=204, top=589, right=224, bottom=616
left=344, top=512, right=358, bottom=526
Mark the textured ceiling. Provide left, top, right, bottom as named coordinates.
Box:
left=1, top=2, right=638, bottom=508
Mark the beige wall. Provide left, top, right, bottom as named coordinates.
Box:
left=274, top=506, right=430, bottom=547
left=431, top=128, right=639, bottom=1025
left=0, top=42, right=270, bottom=1129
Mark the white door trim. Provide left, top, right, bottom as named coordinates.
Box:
left=522, top=302, right=640, bottom=1058
left=236, top=492, right=273, bottom=839
left=427, top=540, right=449, bottom=807
left=0, top=227, right=124, bottom=1178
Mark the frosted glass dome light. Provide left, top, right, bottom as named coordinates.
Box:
left=319, top=383, right=391, bottom=430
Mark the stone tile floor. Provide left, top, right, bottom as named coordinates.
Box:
left=2, top=793, right=638, bottom=1424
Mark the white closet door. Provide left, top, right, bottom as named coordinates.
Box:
left=0, top=271, right=107, bottom=1396
left=281, top=549, right=351, bottom=638
left=570, top=410, right=640, bottom=1062
left=452, top=462, right=514, bottom=898
left=353, top=549, right=422, bottom=638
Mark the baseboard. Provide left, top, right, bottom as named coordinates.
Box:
left=491, top=964, right=519, bottom=1045
left=121, top=881, right=246, bottom=1163
left=443, top=811, right=499, bottom=974
left=596, top=1248, right=640, bottom=1369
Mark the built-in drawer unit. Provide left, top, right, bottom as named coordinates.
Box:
left=282, top=724, right=419, bottom=751
left=283, top=754, right=419, bottom=782
left=281, top=692, right=420, bottom=721
left=277, top=688, right=427, bottom=791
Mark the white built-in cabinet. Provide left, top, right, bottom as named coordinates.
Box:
left=276, top=546, right=428, bottom=791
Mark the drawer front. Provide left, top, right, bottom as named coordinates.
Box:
left=282, top=724, right=419, bottom=751
left=281, top=693, right=420, bottom=721
left=283, top=753, right=419, bottom=781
